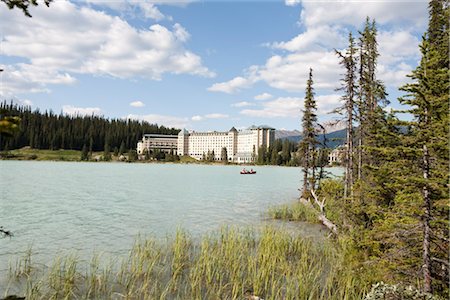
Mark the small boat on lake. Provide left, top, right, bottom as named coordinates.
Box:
left=240, top=168, right=256, bottom=175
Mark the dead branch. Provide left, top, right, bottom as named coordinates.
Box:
left=310, top=189, right=338, bottom=235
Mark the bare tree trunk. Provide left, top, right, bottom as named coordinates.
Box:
left=357, top=45, right=364, bottom=182
left=357, top=136, right=362, bottom=180
left=302, top=148, right=309, bottom=198
left=310, top=189, right=338, bottom=234
left=344, top=113, right=353, bottom=198
left=317, top=125, right=327, bottom=190
left=422, top=143, right=432, bottom=293
left=317, top=150, right=325, bottom=190
left=311, top=150, right=316, bottom=190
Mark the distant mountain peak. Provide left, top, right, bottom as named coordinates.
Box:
left=275, top=127, right=347, bottom=148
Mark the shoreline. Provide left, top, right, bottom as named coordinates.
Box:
left=1, top=148, right=327, bottom=167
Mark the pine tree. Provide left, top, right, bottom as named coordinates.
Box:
left=119, top=140, right=126, bottom=155
left=257, top=146, right=266, bottom=165
left=221, top=147, right=228, bottom=163
left=128, top=149, right=138, bottom=162
left=299, top=68, right=318, bottom=198
left=281, top=139, right=291, bottom=164
left=103, top=142, right=111, bottom=161
left=398, top=0, right=449, bottom=292
left=335, top=33, right=357, bottom=198
left=80, top=144, right=89, bottom=161
left=356, top=18, right=388, bottom=180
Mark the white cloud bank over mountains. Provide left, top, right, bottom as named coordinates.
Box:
left=240, top=94, right=340, bottom=119
left=0, top=0, right=213, bottom=96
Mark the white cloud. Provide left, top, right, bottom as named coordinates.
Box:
left=378, top=30, right=420, bottom=65
left=315, top=94, right=341, bottom=115
left=231, top=101, right=254, bottom=108
left=299, top=0, right=427, bottom=28
left=207, top=76, right=253, bottom=94
left=173, top=23, right=190, bottom=42
left=0, top=64, right=76, bottom=96
left=84, top=0, right=194, bottom=20
left=256, top=52, right=341, bottom=91
left=254, top=93, right=272, bottom=101
left=205, top=113, right=229, bottom=119
left=209, top=51, right=340, bottom=94
left=191, top=113, right=229, bottom=121
left=129, top=101, right=145, bottom=107
left=126, top=113, right=189, bottom=128
left=19, top=99, right=33, bottom=106
left=240, top=94, right=341, bottom=119
left=136, top=2, right=166, bottom=21
left=63, top=105, right=102, bottom=116
left=285, top=0, right=301, bottom=6
left=271, top=25, right=347, bottom=52
left=209, top=1, right=425, bottom=97
left=85, top=0, right=166, bottom=21
left=378, top=62, right=414, bottom=88
left=1, top=0, right=213, bottom=95
left=240, top=97, right=303, bottom=118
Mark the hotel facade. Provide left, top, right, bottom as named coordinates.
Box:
left=137, top=134, right=178, bottom=155
left=137, top=125, right=275, bottom=163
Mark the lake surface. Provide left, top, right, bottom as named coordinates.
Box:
left=0, top=161, right=342, bottom=275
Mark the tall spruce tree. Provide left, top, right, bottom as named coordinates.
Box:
left=398, top=0, right=449, bottom=292
left=335, top=33, right=357, bottom=198
left=356, top=18, right=388, bottom=180
left=299, top=68, right=318, bottom=198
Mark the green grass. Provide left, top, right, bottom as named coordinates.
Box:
left=178, top=155, right=199, bottom=163
left=2, top=148, right=89, bottom=161
left=5, top=226, right=370, bottom=299
left=267, top=201, right=319, bottom=223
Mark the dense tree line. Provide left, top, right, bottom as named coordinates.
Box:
left=315, top=1, right=448, bottom=296
left=256, top=138, right=328, bottom=168
left=0, top=102, right=179, bottom=153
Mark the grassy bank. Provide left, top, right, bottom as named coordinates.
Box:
left=0, top=149, right=235, bottom=165
left=1, top=148, right=88, bottom=161
left=267, top=201, right=319, bottom=223
left=5, top=226, right=369, bottom=300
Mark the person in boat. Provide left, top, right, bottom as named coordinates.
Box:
left=250, top=169, right=254, bottom=173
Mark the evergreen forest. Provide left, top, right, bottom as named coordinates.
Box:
left=0, top=0, right=448, bottom=298
left=296, top=0, right=449, bottom=296
left=0, top=102, right=179, bottom=153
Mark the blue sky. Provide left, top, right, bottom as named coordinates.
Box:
left=1, top=0, right=428, bottom=131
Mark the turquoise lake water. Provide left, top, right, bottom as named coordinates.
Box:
left=0, top=161, right=342, bottom=276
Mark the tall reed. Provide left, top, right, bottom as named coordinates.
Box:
left=6, top=226, right=370, bottom=299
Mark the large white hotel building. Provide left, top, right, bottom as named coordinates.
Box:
left=137, top=125, right=275, bottom=163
